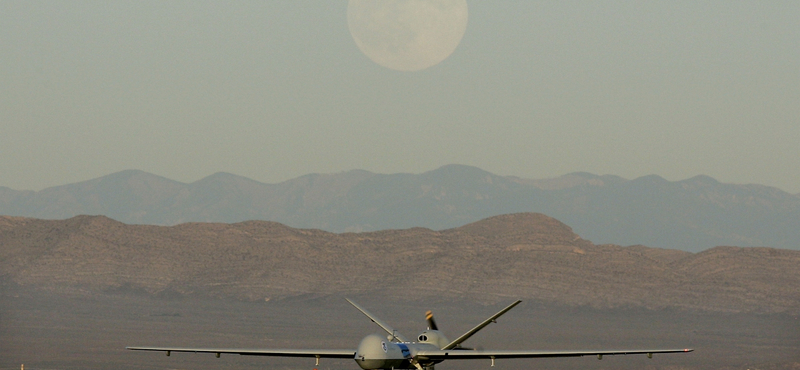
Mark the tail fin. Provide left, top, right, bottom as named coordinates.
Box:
left=441, top=300, right=521, bottom=350
left=346, top=298, right=408, bottom=342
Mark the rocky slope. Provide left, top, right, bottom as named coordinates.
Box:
left=2, top=213, right=798, bottom=313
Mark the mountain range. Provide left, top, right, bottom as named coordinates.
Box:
left=1, top=164, right=798, bottom=252
left=2, top=213, right=798, bottom=314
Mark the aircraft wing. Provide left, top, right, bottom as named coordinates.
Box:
left=126, top=346, right=355, bottom=358
left=415, top=348, right=693, bottom=360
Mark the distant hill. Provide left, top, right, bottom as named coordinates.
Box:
left=1, top=213, right=798, bottom=314
left=1, top=165, right=799, bottom=252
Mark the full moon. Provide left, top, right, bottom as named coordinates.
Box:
left=347, top=0, right=468, bottom=72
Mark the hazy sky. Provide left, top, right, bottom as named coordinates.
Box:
left=2, top=1, right=799, bottom=193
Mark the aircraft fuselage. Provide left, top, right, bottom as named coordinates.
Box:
left=356, top=333, right=443, bottom=370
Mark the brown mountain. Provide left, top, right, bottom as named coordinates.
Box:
left=1, top=213, right=799, bottom=314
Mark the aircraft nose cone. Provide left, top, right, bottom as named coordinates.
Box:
left=356, top=334, right=388, bottom=370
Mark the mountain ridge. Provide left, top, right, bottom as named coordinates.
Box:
left=1, top=213, right=798, bottom=314
left=1, top=165, right=798, bottom=252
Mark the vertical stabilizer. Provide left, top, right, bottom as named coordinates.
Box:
left=346, top=298, right=408, bottom=342
left=441, top=300, right=521, bottom=350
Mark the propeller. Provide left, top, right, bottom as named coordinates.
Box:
left=425, top=310, right=438, bottom=330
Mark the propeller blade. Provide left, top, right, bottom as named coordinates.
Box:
left=426, top=310, right=438, bottom=330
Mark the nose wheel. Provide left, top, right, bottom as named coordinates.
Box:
left=411, top=360, right=435, bottom=370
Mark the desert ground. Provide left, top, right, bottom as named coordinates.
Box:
left=1, top=286, right=798, bottom=370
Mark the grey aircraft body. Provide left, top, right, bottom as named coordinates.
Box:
left=127, top=299, right=693, bottom=370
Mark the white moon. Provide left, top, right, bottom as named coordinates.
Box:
left=347, top=0, right=468, bottom=72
